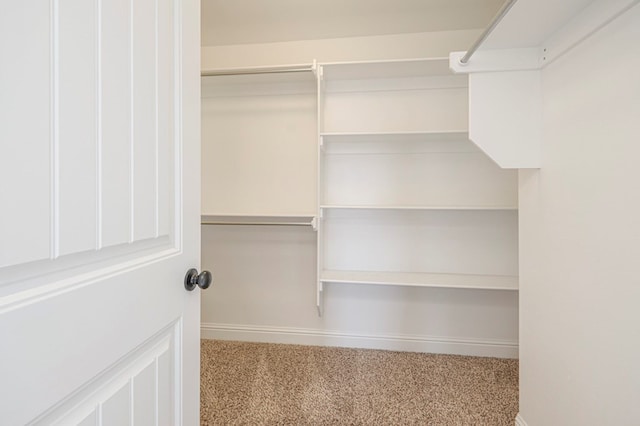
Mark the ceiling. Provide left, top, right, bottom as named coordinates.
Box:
left=201, top=0, right=504, bottom=47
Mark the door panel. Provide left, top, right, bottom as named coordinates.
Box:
left=1, top=0, right=179, bottom=282
left=101, top=0, right=133, bottom=248
left=132, top=0, right=159, bottom=242
left=157, top=0, right=175, bottom=239
left=0, top=0, right=200, bottom=424
left=0, top=4, right=51, bottom=268
left=58, top=0, right=98, bottom=257
left=33, top=324, right=177, bottom=425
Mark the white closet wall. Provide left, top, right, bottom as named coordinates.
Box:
left=201, top=72, right=317, bottom=216
left=201, top=30, right=519, bottom=357
left=518, top=5, right=640, bottom=425
left=202, top=29, right=483, bottom=70
left=442, top=1, right=640, bottom=421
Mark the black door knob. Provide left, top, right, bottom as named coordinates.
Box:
left=184, top=268, right=212, bottom=291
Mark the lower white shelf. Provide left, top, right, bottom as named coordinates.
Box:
left=320, top=270, right=518, bottom=291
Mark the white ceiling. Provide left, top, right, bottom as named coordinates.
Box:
left=201, top=0, right=505, bottom=47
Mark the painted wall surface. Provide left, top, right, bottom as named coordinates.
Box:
left=519, top=5, right=640, bottom=424
left=200, top=29, right=520, bottom=357
left=202, top=29, right=482, bottom=69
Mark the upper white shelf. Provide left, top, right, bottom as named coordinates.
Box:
left=450, top=0, right=631, bottom=70
left=448, top=0, right=634, bottom=170
left=321, top=58, right=453, bottom=81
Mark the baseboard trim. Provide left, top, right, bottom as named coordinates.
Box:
left=515, top=413, right=528, bottom=426
left=201, top=323, right=519, bottom=358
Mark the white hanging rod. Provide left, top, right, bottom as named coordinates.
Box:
left=458, top=0, right=518, bottom=65
left=201, top=215, right=316, bottom=227
left=201, top=64, right=314, bottom=77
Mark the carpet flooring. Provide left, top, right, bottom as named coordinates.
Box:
left=201, top=340, right=518, bottom=425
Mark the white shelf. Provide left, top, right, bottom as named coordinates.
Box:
left=320, top=205, right=517, bottom=211
left=320, top=130, right=478, bottom=156
left=320, top=130, right=469, bottom=142
left=320, top=270, right=518, bottom=291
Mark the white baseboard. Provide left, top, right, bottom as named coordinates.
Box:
left=201, top=323, right=519, bottom=358
left=515, top=413, right=528, bottom=426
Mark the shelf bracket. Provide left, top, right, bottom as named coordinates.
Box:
left=316, top=281, right=323, bottom=317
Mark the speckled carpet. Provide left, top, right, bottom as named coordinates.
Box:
left=200, top=340, right=518, bottom=425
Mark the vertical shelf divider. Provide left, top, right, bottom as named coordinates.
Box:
left=316, top=64, right=325, bottom=316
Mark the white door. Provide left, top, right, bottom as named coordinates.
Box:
left=0, top=1, right=201, bottom=424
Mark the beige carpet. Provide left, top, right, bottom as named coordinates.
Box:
left=201, top=340, right=518, bottom=425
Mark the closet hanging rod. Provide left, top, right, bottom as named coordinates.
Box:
left=201, top=215, right=316, bottom=227
left=201, top=64, right=314, bottom=77
left=458, top=0, right=518, bottom=65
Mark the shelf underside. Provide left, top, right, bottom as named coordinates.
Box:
left=320, top=270, right=518, bottom=291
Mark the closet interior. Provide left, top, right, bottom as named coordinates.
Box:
left=201, top=57, right=519, bottom=358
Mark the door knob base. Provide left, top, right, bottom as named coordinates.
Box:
left=184, top=268, right=212, bottom=291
